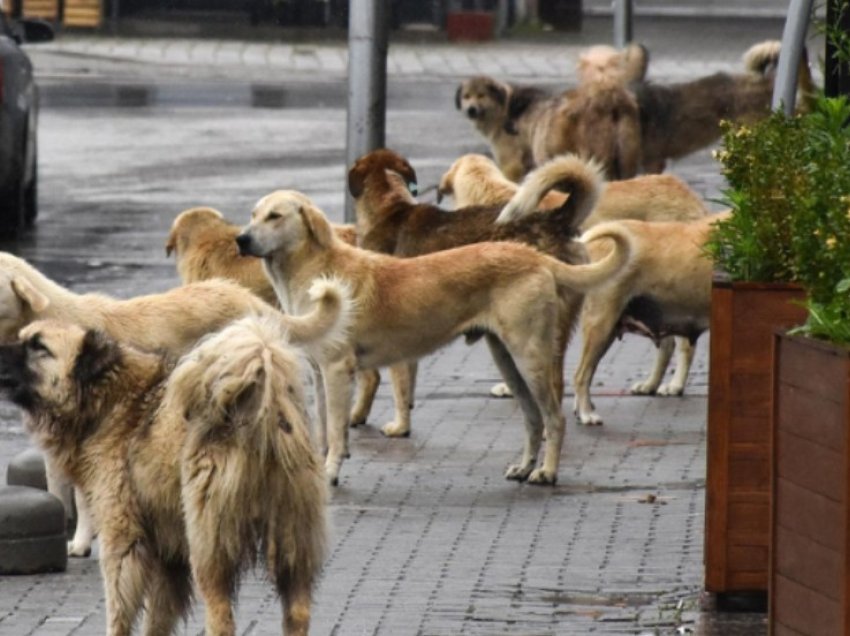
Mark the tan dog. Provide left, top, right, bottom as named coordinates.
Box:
left=166, top=206, right=380, bottom=428
left=573, top=212, right=730, bottom=425
left=438, top=153, right=709, bottom=230
left=348, top=148, right=600, bottom=437
left=577, top=42, right=649, bottom=86
left=236, top=190, right=633, bottom=486
left=457, top=75, right=641, bottom=180
left=0, top=252, right=280, bottom=558
left=0, top=285, right=346, bottom=635
left=633, top=40, right=813, bottom=172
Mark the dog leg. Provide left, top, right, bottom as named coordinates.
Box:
left=100, top=534, right=148, bottom=636
left=311, top=362, right=328, bottom=455
left=322, top=355, right=356, bottom=486
left=630, top=336, right=675, bottom=395
left=350, top=369, right=380, bottom=427
left=68, top=487, right=95, bottom=557
left=658, top=337, right=695, bottom=396
left=489, top=382, right=514, bottom=398
left=382, top=362, right=416, bottom=437
left=140, top=559, right=192, bottom=636
left=485, top=335, right=544, bottom=482
left=192, top=561, right=237, bottom=636
left=573, top=303, right=620, bottom=426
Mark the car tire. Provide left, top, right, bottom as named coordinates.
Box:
left=0, top=171, right=25, bottom=240
left=24, top=155, right=37, bottom=228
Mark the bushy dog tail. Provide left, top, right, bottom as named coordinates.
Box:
left=277, top=276, right=355, bottom=349
left=496, top=154, right=603, bottom=229
left=170, top=316, right=327, bottom=578
left=743, top=40, right=781, bottom=76
left=549, top=221, right=634, bottom=293
left=621, top=42, right=650, bottom=83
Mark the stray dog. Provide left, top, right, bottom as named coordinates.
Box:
left=236, top=189, right=632, bottom=486
left=577, top=42, right=649, bottom=86
left=633, top=40, right=814, bottom=172
left=572, top=213, right=730, bottom=425
left=0, top=276, right=350, bottom=635
left=166, top=206, right=381, bottom=428
left=457, top=75, right=641, bottom=180
left=438, top=153, right=708, bottom=230
left=349, top=148, right=607, bottom=425
left=0, top=252, right=276, bottom=558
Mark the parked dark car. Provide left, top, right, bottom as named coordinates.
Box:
left=0, top=10, right=53, bottom=237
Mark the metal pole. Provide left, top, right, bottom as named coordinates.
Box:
left=613, top=0, right=633, bottom=48
left=772, top=0, right=814, bottom=114
left=345, top=0, right=388, bottom=223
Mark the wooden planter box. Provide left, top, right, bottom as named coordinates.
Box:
left=446, top=11, right=494, bottom=42
left=705, top=278, right=807, bottom=595
left=770, top=333, right=850, bottom=635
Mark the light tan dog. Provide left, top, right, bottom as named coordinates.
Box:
left=572, top=212, right=730, bottom=425
left=236, top=190, right=634, bottom=486
left=0, top=252, right=280, bottom=558
left=166, top=206, right=380, bottom=427
left=439, top=153, right=709, bottom=230
left=0, top=285, right=346, bottom=635
left=577, top=42, right=649, bottom=86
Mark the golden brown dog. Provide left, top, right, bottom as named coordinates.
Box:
left=633, top=40, right=813, bottom=172
left=0, top=252, right=282, bottom=558
left=236, top=189, right=633, bottom=486
left=577, top=42, right=649, bottom=86
left=572, top=212, right=730, bottom=425
left=438, top=153, right=709, bottom=230
left=166, top=206, right=380, bottom=428
left=347, top=148, right=602, bottom=437
left=0, top=278, right=350, bottom=635
left=456, top=75, right=641, bottom=180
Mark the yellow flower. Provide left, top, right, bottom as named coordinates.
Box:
left=827, top=236, right=838, bottom=249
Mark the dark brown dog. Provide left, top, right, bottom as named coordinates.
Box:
left=633, top=39, right=813, bottom=172
left=347, top=147, right=605, bottom=437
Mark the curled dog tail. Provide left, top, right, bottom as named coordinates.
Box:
left=277, top=276, right=355, bottom=349
left=743, top=40, right=781, bottom=75
left=171, top=315, right=327, bottom=577
left=549, top=221, right=634, bottom=293
left=621, top=42, right=650, bottom=83
left=496, top=154, right=604, bottom=229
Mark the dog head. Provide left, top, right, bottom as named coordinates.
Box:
left=166, top=206, right=227, bottom=258
left=348, top=148, right=418, bottom=201
left=236, top=190, right=335, bottom=259
left=455, top=76, right=510, bottom=130
left=437, top=154, right=501, bottom=204
left=0, top=320, right=121, bottom=420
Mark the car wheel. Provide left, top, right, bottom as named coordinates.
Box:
left=0, top=171, right=25, bottom=240
left=24, top=156, right=37, bottom=228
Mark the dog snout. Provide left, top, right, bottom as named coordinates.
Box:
left=465, top=105, right=479, bottom=119
left=235, top=233, right=254, bottom=257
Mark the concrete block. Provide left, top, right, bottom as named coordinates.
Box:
left=0, top=486, right=68, bottom=575
left=6, top=448, right=48, bottom=491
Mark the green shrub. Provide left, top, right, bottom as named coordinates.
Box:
left=705, top=95, right=850, bottom=345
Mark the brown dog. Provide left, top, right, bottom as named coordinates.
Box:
left=438, top=153, right=709, bottom=230
left=348, top=148, right=607, bottom=433
left=0, top=281, right=350, bottom=635
left=166, top=206, right=380, bottom=428
left=633, top=40, right=813, bottom=172
left=236, top=189, right=633, bottom=486
left=456, top=75, right=641, bottom=181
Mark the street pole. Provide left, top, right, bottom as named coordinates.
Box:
left=345, top=0, right=388, bottom=223
left=613, top=0, right=633, bottom=48
left=772, top=0, right=814, bottom=114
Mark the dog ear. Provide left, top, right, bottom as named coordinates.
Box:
left=348, top=161, right=367, bottom=199
left=487, top=81, right=508, bottom=107
left=11, top=277, right=50, bottom=313
left=165, top=229, right=177, bottom=257
left=454, top=84, right=463, bottom=110
left=74, top=330, right=122, bottom=386
left=298, top=204, right=334, bottom=249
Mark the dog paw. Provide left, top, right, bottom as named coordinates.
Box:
left=504, top=463, right=534, bottom=481
left=526, top=468, right=557, bottom=485
left=490, top=382, right=514, bottom=398
left=657, top=383, right=684, bottom=396
left=630, top=380, right=658, bottom=395
left=577, top=412, right=604, bottom=426
left=381, top=421, right=411, bottom=438
left=67, top=541, right=92, bottom=558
